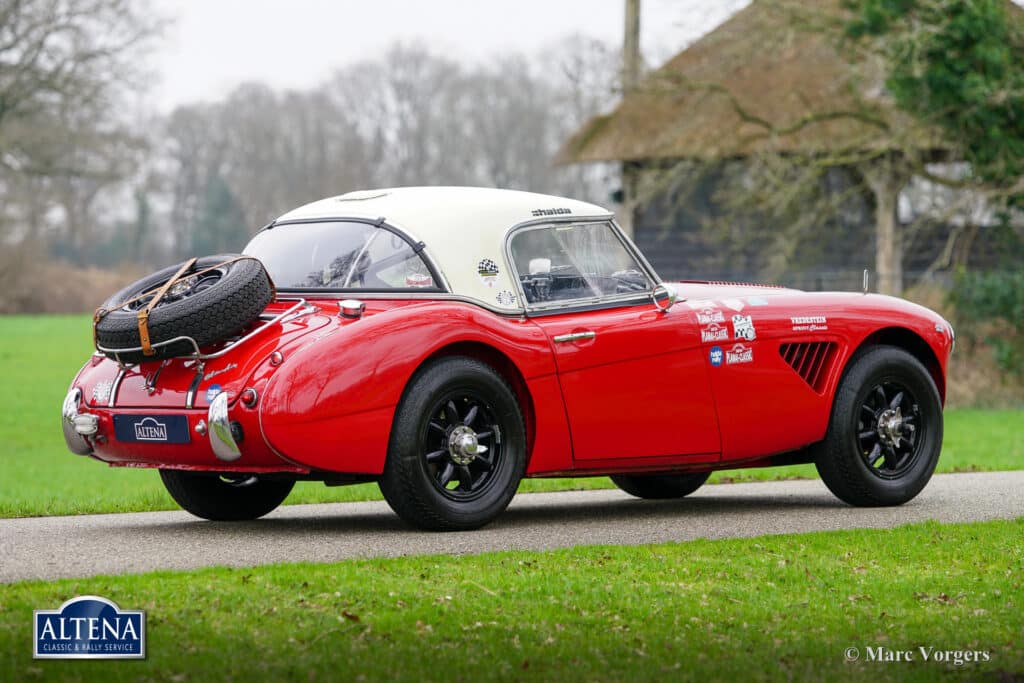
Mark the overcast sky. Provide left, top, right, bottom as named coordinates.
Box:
left=148, top=0, right=751, bottom=111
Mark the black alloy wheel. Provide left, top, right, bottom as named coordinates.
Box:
left=379, top=357, right=526, bottom=531
left=855, top=380, right=924, bottom=480
left=422, top=392, right=503, bottom=502
left=815, top=345, right=943, bottom=507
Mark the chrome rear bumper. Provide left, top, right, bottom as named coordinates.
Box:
left=62, top=386, right=241, bottom=462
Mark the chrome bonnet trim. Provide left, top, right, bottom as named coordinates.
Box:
left=108, top=368, right=125, bottom=408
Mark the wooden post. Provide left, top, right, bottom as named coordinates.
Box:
left=862, top=157, right=907, bottom=296
left=620, top=0, right=641, bottom=239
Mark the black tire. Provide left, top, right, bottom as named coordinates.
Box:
left=815, top=345, right=943, bottom=506
left=95, top=254, right=273, bottom=365
left=159, top=470, right=294, bottom=521
left=379, top=357, right=526, bottom=531
left=610, top=471, right=710, bottom=499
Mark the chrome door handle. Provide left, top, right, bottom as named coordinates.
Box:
left=553, top=331, right=597, bottom=343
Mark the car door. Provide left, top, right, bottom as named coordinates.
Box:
left=509, top=220, right=721, bottom=465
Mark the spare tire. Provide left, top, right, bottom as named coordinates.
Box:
left=95, top=254, right=274, bottom=365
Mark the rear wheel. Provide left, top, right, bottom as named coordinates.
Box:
left=610, top=472, right=710, bottom=499
left=379, top=357, right=526, bottom=531
left=159, top=470, right=294, bottom=521
left=815, top=345, right=942, bottom=506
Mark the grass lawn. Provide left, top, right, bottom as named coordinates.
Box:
left=2, top=314, right=1022, bottom=517
left=1, top=518, right=1021, bottom=681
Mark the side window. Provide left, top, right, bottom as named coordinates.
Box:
left=509, top=222, right=651, bottom=306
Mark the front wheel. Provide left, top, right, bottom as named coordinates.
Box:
left=815, top=345, right=943, bottom=506
left=610, top=472, right=710, bottom=499
left=159, top=470, right=294, bottom=521
left=379, top=357, right=526, bottom=531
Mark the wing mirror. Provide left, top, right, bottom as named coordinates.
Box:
left=652, top=283, right=677, bottom=313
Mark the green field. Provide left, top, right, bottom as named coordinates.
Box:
left=2, top=314, right=1022, bottom=517
left=1, top=518, right=1021, bottom=682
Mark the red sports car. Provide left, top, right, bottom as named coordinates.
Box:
left=63, top=187, right=954, bottom=530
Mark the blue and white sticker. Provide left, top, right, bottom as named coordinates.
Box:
left=34, top=596, right=146, bottom=659
left=205, top=384, right=222, bottom=403
left=709, top=346, right=724, bottom=367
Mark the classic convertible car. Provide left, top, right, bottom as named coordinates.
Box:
left=63, top=187, right=954, bottom=530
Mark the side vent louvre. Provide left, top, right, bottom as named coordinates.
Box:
left=779, top=342, right=837, bottom=392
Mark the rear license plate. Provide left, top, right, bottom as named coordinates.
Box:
left=113, top=415, right=191, bottom=444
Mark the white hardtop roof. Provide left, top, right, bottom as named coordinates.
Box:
left=274, top=187, right=615, bottom=311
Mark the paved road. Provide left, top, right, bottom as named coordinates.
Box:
left=2, top=471, right=1022, bottom=583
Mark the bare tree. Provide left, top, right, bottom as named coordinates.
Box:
left=0, top=0, right=160, bottom=294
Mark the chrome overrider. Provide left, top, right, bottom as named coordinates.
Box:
left=61, top=387, right=95, bottom=455
left=208, top=391, right=241, bottom=462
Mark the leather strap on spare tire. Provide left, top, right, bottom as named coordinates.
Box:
left=93, top=254, right=276, bottom=364
left=135, top=257, right=197, bottom=357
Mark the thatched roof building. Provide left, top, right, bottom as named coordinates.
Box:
left=558, top=1, right=940, bottom=164
left=558, top=0, right=1023, bottom=293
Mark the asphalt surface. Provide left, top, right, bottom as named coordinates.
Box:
left=2, top=471, right=1022, bottom=583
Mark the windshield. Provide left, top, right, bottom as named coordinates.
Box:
left=509, top=222, right=651, bottom=306
left=243, top=220, right=440, bottom=291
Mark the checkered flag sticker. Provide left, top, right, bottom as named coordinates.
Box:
left=478, top=258, right=499, bottom=277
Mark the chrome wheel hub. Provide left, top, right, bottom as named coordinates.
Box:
left=877, top=407, right=904, bottom=448
left=448, top=425, right=486, bottom=465
left=168, top=275, right=197, bottom=299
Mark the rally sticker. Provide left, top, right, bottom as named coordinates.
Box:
left=92, top=381, right=113, bottom=405
left=206, top=384, right=222, bottom=403
left=701, top=323, right=729, bottom=343
left=709, top=346, right=724, bottom=367
left=496, top=290, right=517, bottom=306
left=686, top=299, right=717, bottom=310
left=791, top=315, right=828, bottom=332
left=696, top=307, right=725, bottom=325
left=747, top=297, right=769, bottom=306
left=732, top=314, right=757, bottom=341
left=726, top=343, right=754, bottom=365
left=478, top=258, right=500, bottom=288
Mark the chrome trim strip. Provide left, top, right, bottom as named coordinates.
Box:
left=108, top=368, right=125, bottom=408
left=185, top=369, right=202, bottom=410
left=268, top=291, right=524, bottom=317
left=208, top=392, right=241, bottom=462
